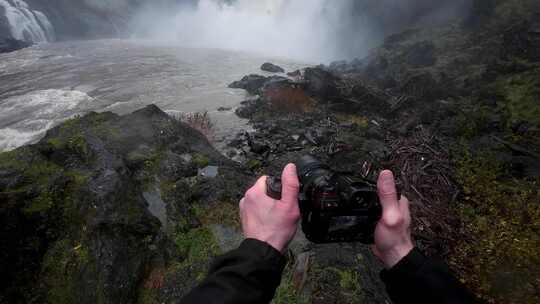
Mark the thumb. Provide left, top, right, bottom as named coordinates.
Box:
left=280, top=163, right=300, bottom=204
left=377, top=170, right=400, bottom=216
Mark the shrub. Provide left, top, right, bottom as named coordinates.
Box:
left=175, top=112, right=214, bottom=140
left=450, top=151, right=540, bottom=303
left=264, top=87, right=314, bottom=113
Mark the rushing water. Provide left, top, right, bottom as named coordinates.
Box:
left=0, top=39, right=307, bottom=152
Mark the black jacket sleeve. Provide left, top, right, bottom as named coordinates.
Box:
left=381, top=248, right=479, bottom=304
left=180, top=238, right=286, bottom=304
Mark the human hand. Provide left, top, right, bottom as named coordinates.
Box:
left=372, top=170, right=414, bottom=268
left=240, top=164, right=301, bottom=253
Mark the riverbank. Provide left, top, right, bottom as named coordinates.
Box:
left=1, top=1, right=539, bottom=303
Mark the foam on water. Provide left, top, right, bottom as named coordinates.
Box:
left=0, top=89, right=94, bottom=151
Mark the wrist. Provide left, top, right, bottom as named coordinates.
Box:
left=262, top=236, right=287, bottom=254
left=380, top=243, right=414, bottom=269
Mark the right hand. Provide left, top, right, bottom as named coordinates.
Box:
left=239, top=164, right=301, bottom=254
left=372, top=170, right=414, bottom=268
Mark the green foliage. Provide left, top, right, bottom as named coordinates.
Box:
left=496, top=71, right=540, bottom=128
left=455, top=98, right=495, bottom=139
left=451, top=151, right=540, bottom=303
left=192, top=153, right=210, bottom=168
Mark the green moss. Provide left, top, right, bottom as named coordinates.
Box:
left=175, top=227, right=219, bottom=262
left=273, top=263, right=309, bottom=304
left=138, top=288, right=160, bottom=304
left=451, top=150, right=540, bottom=303
left=335, top=114, right=369, bottom=129
left=40, top=239, right=81, bottom=303
left=499, top=72, right=540, bottom=127
left=192, top=202, right=240, bottom=229
left=24, top=190, right=55, bottom=214
left=246, top=159, right=262, bottom=171
left=192, top=153, right=210, bottom=168
left=169, top=226, right=221, bottom=283
left=138, top=150, right=166, bottom=189
left=337, top=269, right=362, bottom=293
left=46, top=138, right=64, bottom=149
left=455, top=98, right=494, bottom=139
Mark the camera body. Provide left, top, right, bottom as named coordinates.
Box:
left=266, top=155, right=382, bottom=244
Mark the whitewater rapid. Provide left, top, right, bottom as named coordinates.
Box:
left=0, top=39, right=307, bottom=152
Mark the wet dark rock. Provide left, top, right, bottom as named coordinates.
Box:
left=229, top=74, right=291, bottom=95
left=303, top=66, right=341, bottom=98
left=0, top=105, right=249, bottom=303
left=217, top=106, right=232, bottom=112
left=235, top=100, right=259, bottom=119
left=261, top=62, right=285, bottom=73
left=248, top=137, right=270, bottom=155
left=0, top=38, right=31, bottom=53
left=287, top=69, right=301, bottom=77
left=228, top=74, right=268, bottom=94
left=261, top=76, right=293, bottom=91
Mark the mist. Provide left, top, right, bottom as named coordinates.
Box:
left=131, top=0, right=471, bottom=63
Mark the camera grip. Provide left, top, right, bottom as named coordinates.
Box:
left=266, top=176, right=283, bottom=200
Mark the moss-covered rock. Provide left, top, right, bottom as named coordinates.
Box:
left=0, top=105, right=250, bottom=303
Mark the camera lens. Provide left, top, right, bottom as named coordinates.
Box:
left=296, top=155, right=325, bottom=177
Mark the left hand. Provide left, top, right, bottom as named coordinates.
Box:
left=239, top=164, right=301, bottom=253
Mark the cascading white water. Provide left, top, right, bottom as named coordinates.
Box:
left=0, top=0, right=55, bottom=42
left=134, top=0, right=354, bottom=62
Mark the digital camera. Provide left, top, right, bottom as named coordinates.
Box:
left=266, top=155, right=382, bottom=244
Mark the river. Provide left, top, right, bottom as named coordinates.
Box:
left=0, top=39, right=307, bottom=152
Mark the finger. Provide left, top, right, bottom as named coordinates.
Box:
left=239, top=197, right=245, bottom=209
left=252, top=175, right=268, bottom=194
left=377, top=170, right=400, bottom=216
left=399, top=195, right=411, bottom=220
left=280, top=163, right=300, bottom=204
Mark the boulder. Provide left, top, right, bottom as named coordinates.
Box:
left=303, top=67, right=341, bottom=98
left=0, top=105, right=249, bottom=303
left=0, top=38, right=31, bottom=53
left=229, top=74, right=290, bottom=95
left=261, top=62, right=285, bottom=73
left=229, top=74, right=268, bottom=94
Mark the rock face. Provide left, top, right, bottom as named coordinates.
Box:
left=0, top=105, right=249, bottom=303
left=0, top=38, right=31, bottom=53
left=261, top=62, right=285, bottom=73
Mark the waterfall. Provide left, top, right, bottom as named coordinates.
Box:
left=0, top=0, right=55, bottom=42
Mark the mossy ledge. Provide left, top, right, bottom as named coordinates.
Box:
left=0, top=105, right=250, bottom=304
